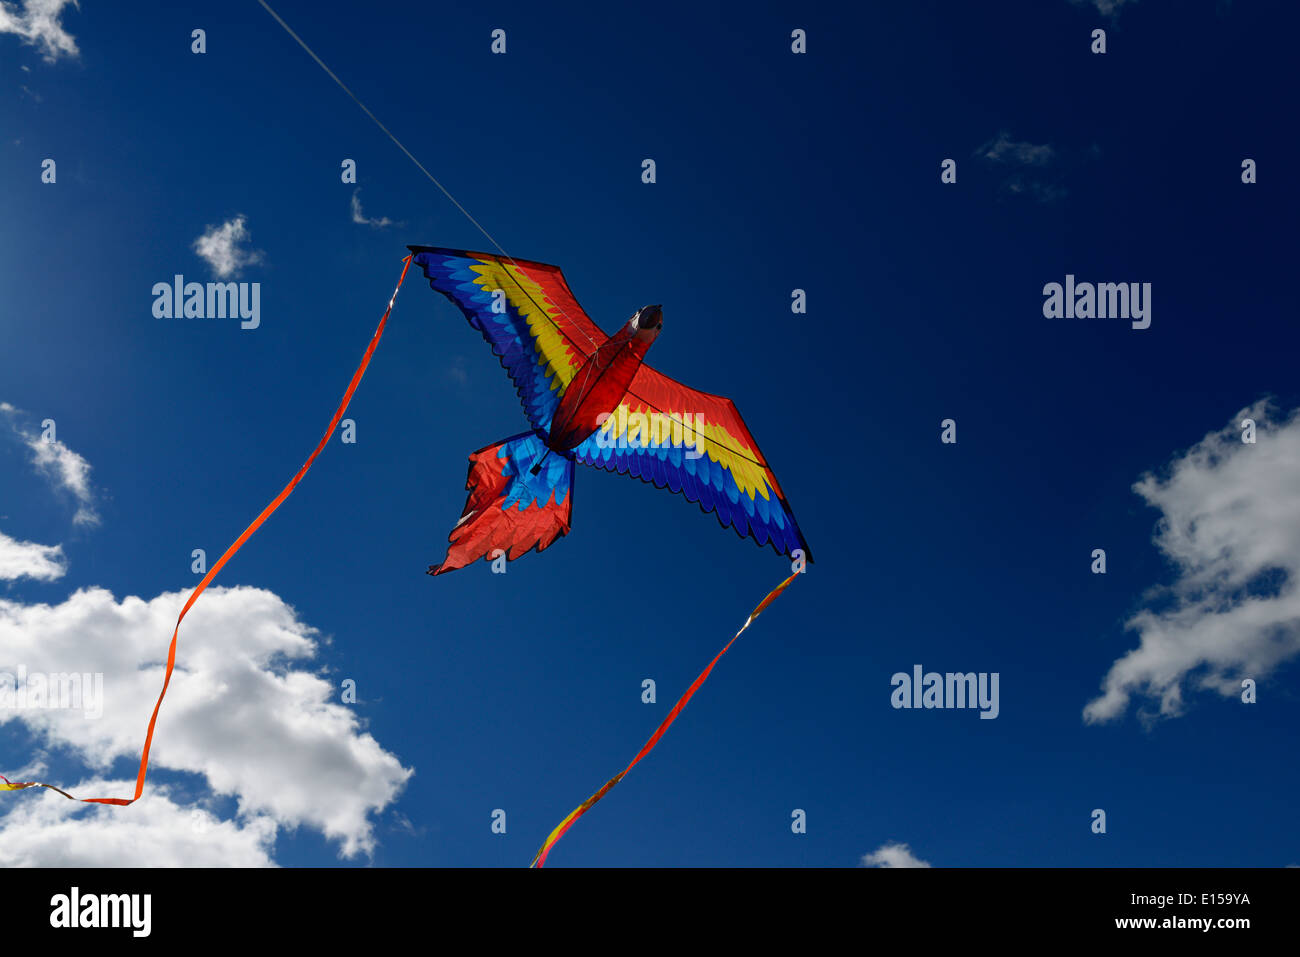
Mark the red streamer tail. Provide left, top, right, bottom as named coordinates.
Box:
left=1, top=256, right=413, bottom=806
left=530, top=569, right=803, bottom=867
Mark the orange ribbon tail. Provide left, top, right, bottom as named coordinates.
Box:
left=2, top=256, right=413, bottom=806
left=530, top=569, right=803, bottom=867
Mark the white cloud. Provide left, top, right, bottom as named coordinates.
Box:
left=446, top=355, right=469, bottom=387
left=1004, top=178, right=1066, bottom=203
left=975, top=133, right=1066, bottom=202
left=28, top=432, right=97, bottom=526
left=1070, top=0, right=1136, bottom=17
left=350, top=189, right=393, bottom=229
left=193, top=215, right=264, bottom=278
left=978, top=132, right=1055, bottom=168
left=1086, top=401, right=1300, bottom=724
left=0, top=584, right=413, bottom=858
left=0, top=0, right=80, bottom=62
left=861, top=842, right=931, bottom=868
left=0, top=529, right=66, bottom=581
left=0, top=781, right=278, bottom=866
left=1, top=403, right=99, bottom=526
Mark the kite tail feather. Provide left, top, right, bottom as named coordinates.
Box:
left=529, top=569, right=803, bottom=868
left=429, top=432, right=574, bottom=575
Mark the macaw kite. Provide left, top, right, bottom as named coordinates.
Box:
left=408, top=246, right=812, bottom=574
left=2, top=248, right=809, bottom=867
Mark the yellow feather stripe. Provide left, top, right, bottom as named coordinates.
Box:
left=597, top=404, right=774, bottom=501
left=469, top=260, right=580, bottom=391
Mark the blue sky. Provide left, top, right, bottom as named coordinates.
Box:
left=1, top=0, right=1297, bottom=867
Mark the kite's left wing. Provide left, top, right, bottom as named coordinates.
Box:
left=409, top=246, right=607, bottom=432
left=572, top=365, right=812, bottom=560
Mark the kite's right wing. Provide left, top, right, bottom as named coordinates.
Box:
left=572, top=364, right=812, bottom=561
left=409, top=246, right=608, bottom=432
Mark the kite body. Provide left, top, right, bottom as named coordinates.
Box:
left=410, top=246, right=811, bottom=574
left=548, top=308, right=660, bottom=451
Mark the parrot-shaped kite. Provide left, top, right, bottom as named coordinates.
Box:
left=408, top=246, right=812, bottom=574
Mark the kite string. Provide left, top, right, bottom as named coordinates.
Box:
left=254, top=0, right=500, bottom=255
left=0, top=256, right=414, bottom=806
left=529, top=569, right=802, bottom=867
left=251, top=3, right=804, bottom=866
left=254, top=0, right=601, bottom=353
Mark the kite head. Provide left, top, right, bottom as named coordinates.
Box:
left=633, top=304, right=663, bottom=343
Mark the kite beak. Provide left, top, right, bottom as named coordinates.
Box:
left=638, top=305, right=662, bottom=331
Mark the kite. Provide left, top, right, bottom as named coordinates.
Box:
left=408, top=246, right=812, bottom=574
left=409, top=246, right=813, bottom=865
left=2, top=247, right=811, bottom=868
